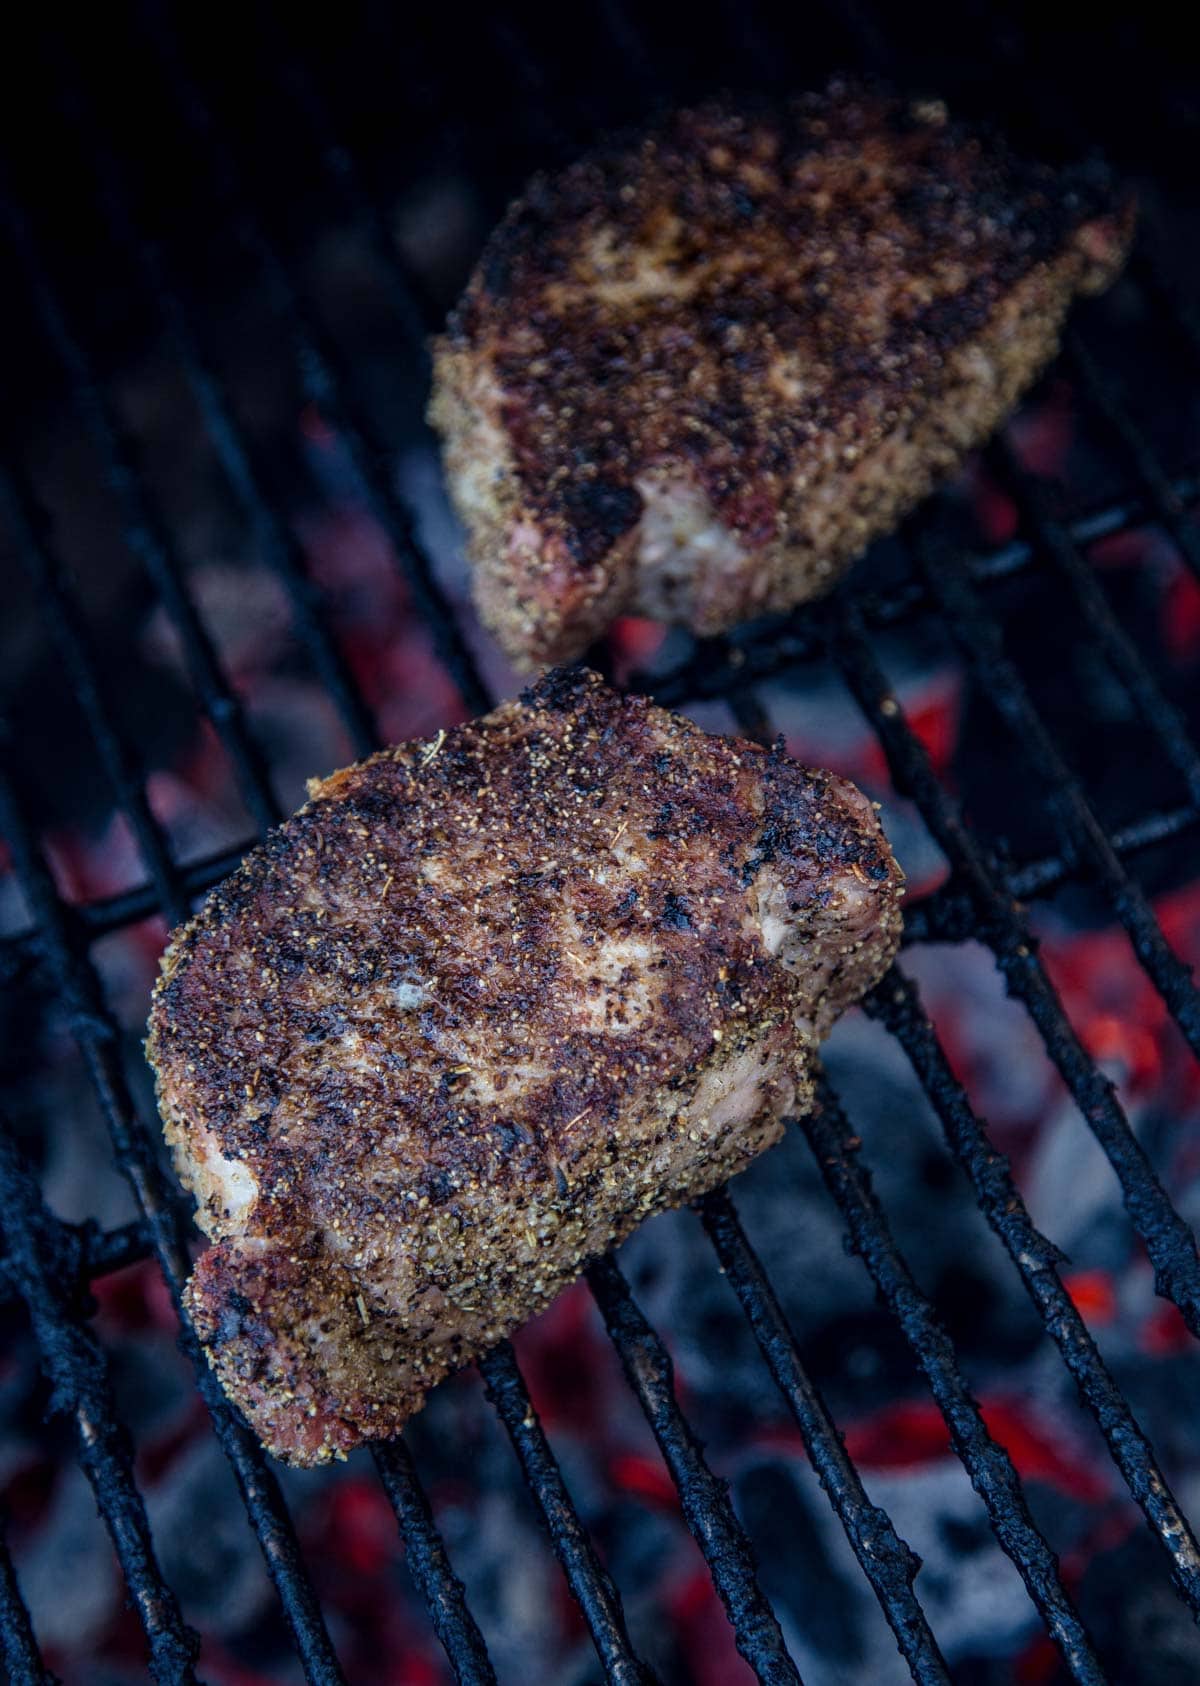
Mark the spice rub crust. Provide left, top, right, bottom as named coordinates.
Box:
left=147, top=670, right=903, bottom=1463
left=432, top=82, right=1133, bottom=665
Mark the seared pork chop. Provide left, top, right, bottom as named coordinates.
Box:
left=431, top=82, right=1132, bottom=667
left=147, top=670, right=902, bottom=1464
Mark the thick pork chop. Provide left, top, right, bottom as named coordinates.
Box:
left=147, top=670, right=902, bottom=1464
left=431, top=82, right=1133, bottom=667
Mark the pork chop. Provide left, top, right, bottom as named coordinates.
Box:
left=146, top=670, right=903, bottom=1464
left=430, top=82, right=1133, bottom=667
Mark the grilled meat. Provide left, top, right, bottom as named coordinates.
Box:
left=147, top=669, right=903, bottom=1464
left=431, top=82, right=1133, bottom=668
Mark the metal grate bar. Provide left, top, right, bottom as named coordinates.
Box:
left=25, top=1101, right=1194, bottom=1677
left=957, top=475, right=1199, bottom=579
left=960, top=0, right=1200, bottom=550
left=0, top=759, right=349, bottom=1686
left=587, top=1256, right=803, bottom=1686
left=5, top=788, right=1199, bottom=974
left=0, top=1215, right=155, bottom=1310
left=11, top=1014, right=1192, bottom=1640
left=988, top=435, right=1200, bottom=806
left=137, top=3, right=489, bottom=717
left=478, top=1343, right=655, bottom=1685
left=830, top=474, right=1200, bottom=652
left=829, top=603, right=1200, bottom=1331
left=0, top=458, right=190, bottom=929
left=919, top=535, right=1200, bottom=1061
left=1064, top=330, right=1200, bottom=582
left=901, top=792, right=1200, bottom=942
left=0, top=1526, right=54, bottom=1686
left=0, top=542, right=502, bottom=1686
left=372, top=1441, right=499, bottom=1686
left=645, top=467, right=1200, bottom=708
left=724, top=688, right=775, bottom=748
left=0, top=453, right=1191, bottom=960
left=905, top=805, right=1200, bottom=945
left=867, top=964, right=1200, bottom=1604
left=695, top=1190, right=950, bottom=1685
left=0, top=184, right=282, bottom=840
left=0, top=1120, right=201, bottom=1685
left=4, top=844, right=265, bottom=949
left=723, top=686, right=1110, bottom=1674
left=801, top=1086, right=1107, bottom=1683
left=52, top=67, right=381, bottom=763
left=0, top=487, right=494, bottom=1684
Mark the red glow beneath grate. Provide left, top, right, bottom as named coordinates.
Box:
left=840, top=1398, right=1109, bottom=1502
left=1042, top=881, right=1200, bottom=1115
left=1163, top=568, right=1200, bottom=664
left=610, top=1451, right=679, bottom=1509
left=1062, top=1269, right=1118, bottom=1324
left=862, top=681, right=962, bottom=787
left=671, top=1567, right=756, bottom=1686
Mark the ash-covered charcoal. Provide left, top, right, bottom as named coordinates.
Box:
left=145, top=669, right=902, bottom=1464
left=430, top=80, right=1133, bottom=668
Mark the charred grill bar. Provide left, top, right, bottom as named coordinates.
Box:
left=1, top=4, right=1199, bottom=1683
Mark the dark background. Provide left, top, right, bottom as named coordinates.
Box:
left=0, top=1, right=1196, bottom=423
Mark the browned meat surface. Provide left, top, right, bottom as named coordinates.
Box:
left=146, top=670, right=903, bottom=1464
left=430, top=82, right=1133, bottom=668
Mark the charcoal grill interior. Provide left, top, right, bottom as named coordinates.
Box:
left=1, top=4, right=1199, bottom=1683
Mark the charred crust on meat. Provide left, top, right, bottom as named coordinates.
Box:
left=559, top=477, right=644, bottom=565
left=147, top=670, right=903, bottom=1465
left=430, top=79, right=1133, bottom=667
left=661, top=892, right=693, bottom=931
left=519, top=664, right=601, bottom=714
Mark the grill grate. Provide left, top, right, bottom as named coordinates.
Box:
left=1, top=3, right=1199, bottom=1683
left=0, top=1126, right=199, bottom=1685
left=0, top=1526, right=51, bottom=1686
